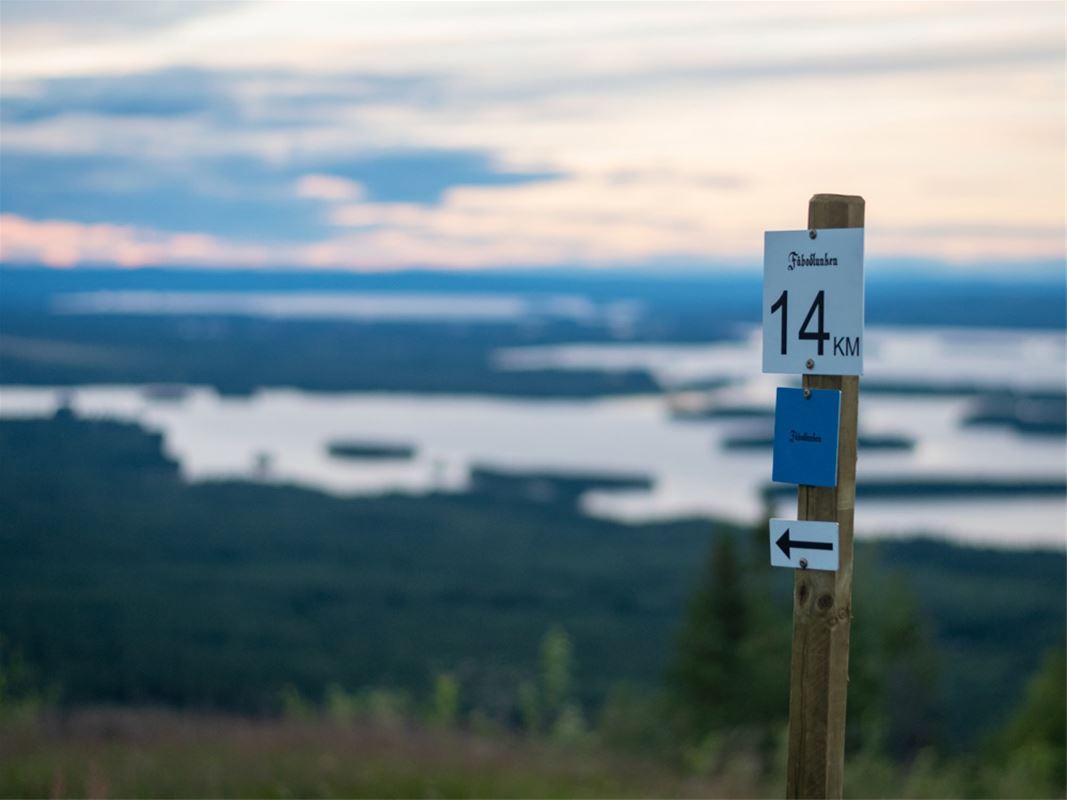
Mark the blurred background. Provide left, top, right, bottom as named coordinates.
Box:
left=0, top=2, right=1064, bottom=797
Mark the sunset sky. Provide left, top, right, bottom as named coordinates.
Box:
left=1, top=1, right=1064, bottom=273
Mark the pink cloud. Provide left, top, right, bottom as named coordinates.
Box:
left=0, top=214, right=270, bottom=268
left=295, top=174, right=366, bottom=201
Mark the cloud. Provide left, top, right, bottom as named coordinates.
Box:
left=4, top=167, right=1063, bottom=272
left=0, top=151, right=329, bottom=242
left=1, top=1, right=243, bottom=28
left=0, top=2, right=1063, bottom=272
left=295, top=175, right=365, bottom=202
left=1, top=67, right=444, bottom=126
left=0, top=214, right=268, bottom=268
left=1, top=1, right=246, bottom=50
left=1, top=68, right=236, bottom=123
left=317, top=151, right=561, bottom=204
left=0, top=144, right=562, bottom=245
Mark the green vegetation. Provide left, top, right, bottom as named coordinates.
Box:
left=764, top=478, right=1067, bottom=501
left=0, top=414, right=1063, bottom=797
left=469, top=466, right=653, bottom=508
left=989, top=644, right=1067, bottom=794
left=0, top=709, right=747, bottom=799
left=327, top=441, right=416, bottom=460
left=963, top=393, right=1067, bottom=436
left=0, top=415, right=720, bottom=711
left=671, top=404, right=773, bottom=421
left=0, top=313, right=661, bottom=397
left=722, top=432, right=914, bottom=451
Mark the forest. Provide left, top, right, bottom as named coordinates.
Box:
left=1, top=413, right=1063, bottom=797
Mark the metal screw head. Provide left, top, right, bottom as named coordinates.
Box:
left=805, top=358, right=815, bottom=369
left=803, top=388, right=812, bottom=399
left=808, top=229, right=817, bottom=239
left=799, top=558, right=809, bottom=569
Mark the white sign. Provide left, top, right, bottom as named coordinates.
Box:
left=762, top=228, right=864, bottom=375
left=769, top=518, right=839, bottom=571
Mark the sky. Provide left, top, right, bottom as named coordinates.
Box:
left=1, top=1, right=1064, bottom=273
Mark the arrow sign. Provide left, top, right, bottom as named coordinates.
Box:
left=769, top=518, right=839, bottom=571
left=775, top=528, right=834, bottom=559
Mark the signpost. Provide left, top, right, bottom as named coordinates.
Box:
left=763, top=194, right=864, bottom=799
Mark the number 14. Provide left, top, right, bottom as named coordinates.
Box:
left=769, top=291, right=830, bottom=355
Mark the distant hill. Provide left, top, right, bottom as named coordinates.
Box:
left=2, top=265, right=1064, bottom=328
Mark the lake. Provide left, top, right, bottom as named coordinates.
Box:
left=2, top=325, right=1064, bottom=550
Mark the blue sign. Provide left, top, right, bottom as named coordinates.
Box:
left=772, top=387, right=841, bottom=487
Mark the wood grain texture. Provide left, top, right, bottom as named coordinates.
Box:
left=786, top=194, right=864, bottom=799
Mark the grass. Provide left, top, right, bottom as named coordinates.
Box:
left=0, top=709, right=759, bottom=799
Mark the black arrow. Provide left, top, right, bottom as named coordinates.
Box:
left=776, top=528, right=834, bottom=559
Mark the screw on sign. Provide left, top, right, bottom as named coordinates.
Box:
left=762, top=223, right=864, bottom=377
left=768, top=520, right=840, bottom=573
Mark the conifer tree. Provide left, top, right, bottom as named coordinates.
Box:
left=670, top=531, right=749, bottom=735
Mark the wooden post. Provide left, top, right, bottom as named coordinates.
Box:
left=785, top=194, right=864, bottom=799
